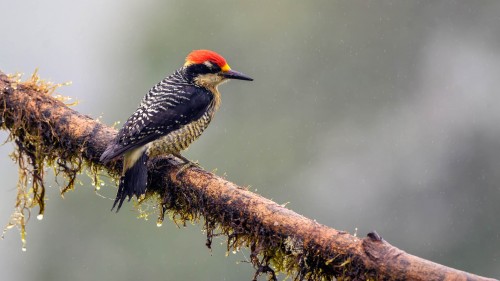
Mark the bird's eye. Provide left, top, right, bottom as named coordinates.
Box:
left=203, top=61, right=221, bottom=73
left=204, top=61, right=214, bottom=69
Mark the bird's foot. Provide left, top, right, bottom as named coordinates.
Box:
left=173, top=154, right=202, bottom=180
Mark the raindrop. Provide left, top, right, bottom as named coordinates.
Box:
left=37, top=214, right=43, bottom=221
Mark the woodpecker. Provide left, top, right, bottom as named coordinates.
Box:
left=100, top=50, right=253, bottom=211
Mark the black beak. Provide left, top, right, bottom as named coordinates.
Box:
left=222, top=69, right=253, bottom=81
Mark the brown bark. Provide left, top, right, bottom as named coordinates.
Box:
left=0, top=71, right=496, bottom=281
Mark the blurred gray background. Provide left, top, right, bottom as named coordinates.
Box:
left=1, top=1, right=499, bottom=280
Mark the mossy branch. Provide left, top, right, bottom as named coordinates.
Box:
left=0, top=70, right=496, bottom=281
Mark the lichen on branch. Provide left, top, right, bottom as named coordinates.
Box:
left=0, top=70, right=102, bottom=250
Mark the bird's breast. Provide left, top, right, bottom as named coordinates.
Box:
left=146, top=107, right=215, bottom=157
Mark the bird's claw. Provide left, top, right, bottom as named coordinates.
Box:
left=174, top=156, right=201, bottom=180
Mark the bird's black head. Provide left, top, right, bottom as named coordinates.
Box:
left=182, top=50, right=253, bottom=89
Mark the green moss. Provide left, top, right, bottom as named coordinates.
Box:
left=1, top=70, right=103, bottom=251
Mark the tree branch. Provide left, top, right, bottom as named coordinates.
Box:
left=0, top=70, right=496, bottom=281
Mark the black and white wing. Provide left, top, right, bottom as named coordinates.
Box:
left=100, top=82, right=212, bottom=163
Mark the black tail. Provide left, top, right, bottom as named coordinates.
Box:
left=112, top=151, right=149, bottom=212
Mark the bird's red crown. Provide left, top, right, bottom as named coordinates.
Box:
left=185, top=50, right=230, bottom=71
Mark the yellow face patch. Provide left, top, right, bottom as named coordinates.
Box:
left=221, top=63, right=231, bottom=72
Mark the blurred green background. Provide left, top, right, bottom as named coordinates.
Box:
left=1, top=1, right=499, bottom=280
